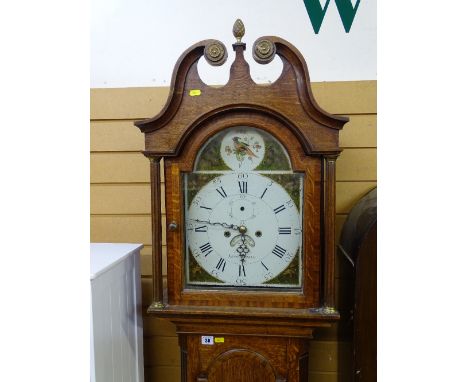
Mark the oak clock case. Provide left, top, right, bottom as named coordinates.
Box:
left=135, top=20, right=347, bottom=382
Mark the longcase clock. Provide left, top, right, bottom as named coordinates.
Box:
left=135, top=20, right=348, bottom=382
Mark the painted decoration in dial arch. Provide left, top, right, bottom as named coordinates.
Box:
left=220, top=128, right=265, bottom=171
left=194, top=126, right=291, bottom=172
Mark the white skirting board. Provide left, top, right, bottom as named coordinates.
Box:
left=90, top=243, right=144, bottom=382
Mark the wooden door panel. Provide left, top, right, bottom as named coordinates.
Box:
left=205, top=349, right=276, bottom=382
left=184, top=334, right=310, bottom=382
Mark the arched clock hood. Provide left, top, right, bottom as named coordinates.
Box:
left=135, top=32, right=348, bottom=157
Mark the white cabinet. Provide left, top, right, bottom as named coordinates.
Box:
left=90, top=243, right=145, bottom=382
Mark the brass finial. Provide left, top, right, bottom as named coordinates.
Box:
left=233, top=19, right=245, bottom=43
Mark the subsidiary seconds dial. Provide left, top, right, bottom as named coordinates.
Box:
left=186, top=172, right=302, bottom=286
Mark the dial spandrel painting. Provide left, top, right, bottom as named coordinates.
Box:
left=184, top=127, right=304, bottom=289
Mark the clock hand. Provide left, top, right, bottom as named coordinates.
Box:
left=192, top=219, right=239, bottom=231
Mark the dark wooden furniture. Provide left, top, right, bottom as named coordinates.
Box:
left=135, top=20, right=348, bottom=382
left=339, top=188, right=377, bottom=382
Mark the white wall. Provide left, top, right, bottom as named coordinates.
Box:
left=91, top=0, right=376, bottom=88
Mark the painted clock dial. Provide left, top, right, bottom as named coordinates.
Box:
left=184, top=127, right=304, bottom=288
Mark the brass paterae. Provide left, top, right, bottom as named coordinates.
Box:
left=253, top=39, right=276, bottom=64
left=204, top=40, right=227, bottom=66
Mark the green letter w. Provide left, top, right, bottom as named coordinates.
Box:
left=303, top=0, right=361, bottom=33
left=335, top=0, right=361, bottom=33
